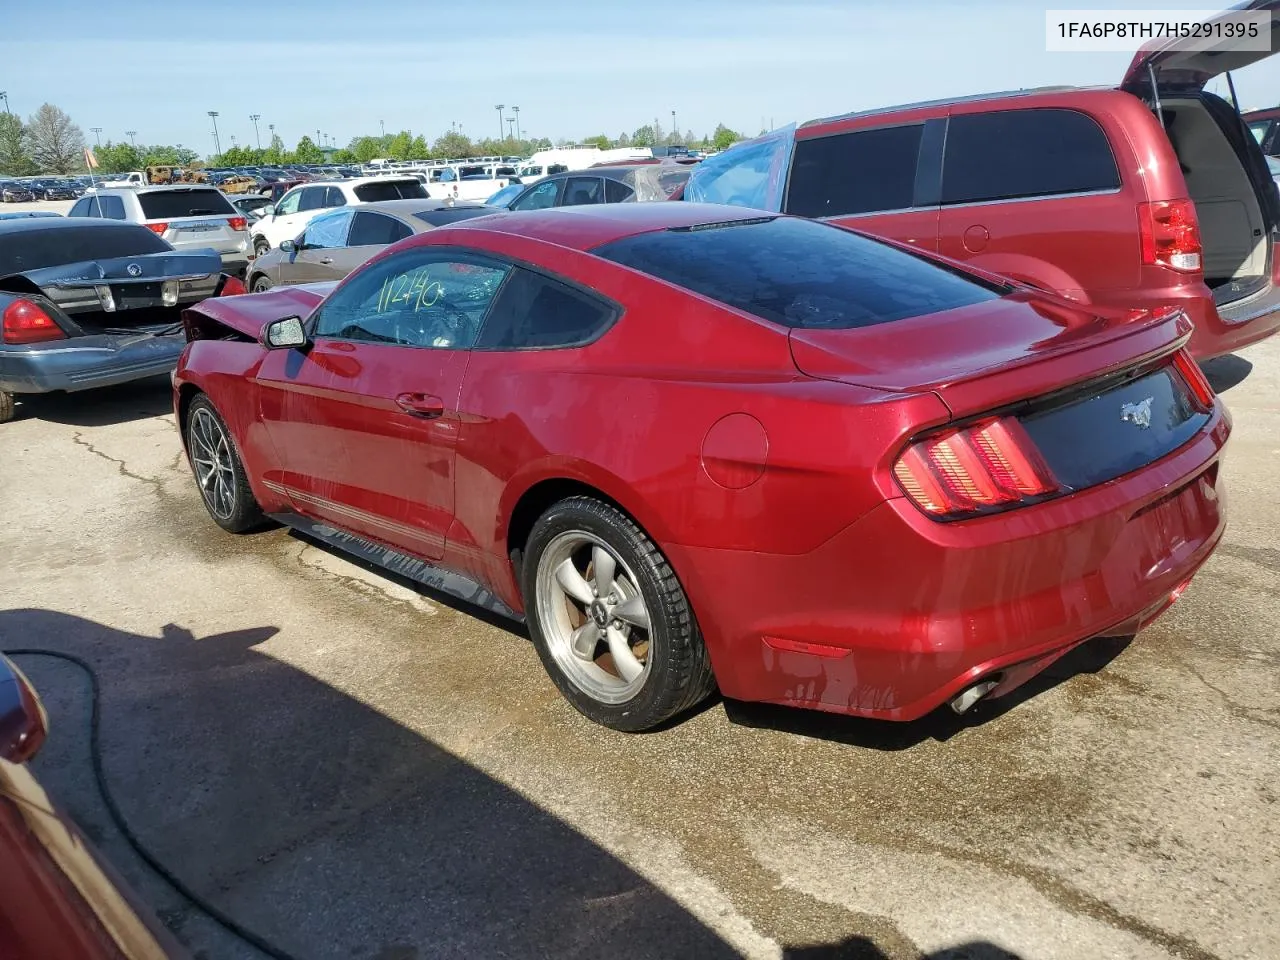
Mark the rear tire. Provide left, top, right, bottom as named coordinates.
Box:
left=251, top=274, right=273, bottom=293
left=0, top=390, right=14, bottom=423
left=522, top=496, right=715, bottom=732
left=253, top=237, right=270, bottom=258
left=184, top=395, right=266, bottom=534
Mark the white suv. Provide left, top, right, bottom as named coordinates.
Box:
left=250, top=176, right=427, bottom=254
left=68, top=185, right=251, bottom=276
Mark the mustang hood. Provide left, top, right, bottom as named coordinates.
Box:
left=789, top=293, right=1193, bottom=417
left=182, top=282, right=336, bottom=341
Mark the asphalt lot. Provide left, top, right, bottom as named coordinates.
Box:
left=0, top=220, right=1278, bottom=959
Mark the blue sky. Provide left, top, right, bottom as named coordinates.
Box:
left=6, top=0, right=1280, bottom=155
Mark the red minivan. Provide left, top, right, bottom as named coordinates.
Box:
left=684, top=4, right=1280, bottom=359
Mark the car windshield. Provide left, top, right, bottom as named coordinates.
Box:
left=353, top=180, right=428, bottom=202
left=139, top=189, right=236, bottom=218
left=0, top=223, right=171, bottom=273
left=594, top=216, right=1004, bottom=330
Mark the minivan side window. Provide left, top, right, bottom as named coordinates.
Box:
left=941, top=108, right=1121, bottom=205
left=785, top=124, right=924, bottom=218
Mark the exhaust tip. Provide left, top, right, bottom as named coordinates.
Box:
left=949, top=679, right=999, bottom=715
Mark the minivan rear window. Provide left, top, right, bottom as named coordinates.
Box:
left=138, top=188, right=236, bottom=219
left=786, top=124, right=924, bottom=218
left=354, top=180, right=429, bottom=201
left=941, top=108, right=1120, bottom=205
left=595, top=216, right=1002, bottom=329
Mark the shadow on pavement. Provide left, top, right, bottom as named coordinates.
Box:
left=1200, top=353, right=1252, bottom=394
left=0, top=608, right=740, bottom=960
left=723, top=635, right=1133, bottom=751
left=784, top=937, right=1021, bottom=958
left=12, top=375, right=173, bottom=427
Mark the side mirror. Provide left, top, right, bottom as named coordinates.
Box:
left=0, top=654, right=48, bottom=764
left=279, top=238, right=296, bottom=253
left=261, top=315, right=309, bottom=350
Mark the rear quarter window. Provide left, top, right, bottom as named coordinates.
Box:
left=354, top=180, right=429, bottom=202
left=594, top=216, right=1002, bottom=330
left=941, top=108, right=1120, bottom=204
left=478, top=267, right=617, bottom=349
left=138, top=189, right=235, bottom=219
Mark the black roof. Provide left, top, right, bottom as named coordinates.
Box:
left=0, top=217, right=130, bottom=235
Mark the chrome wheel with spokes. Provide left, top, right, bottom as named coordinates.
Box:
left=536, top=531, right=653, bottom=704
left=189, top=406, right=236, bottom=520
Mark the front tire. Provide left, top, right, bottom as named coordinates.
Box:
left=185, top=395, right=266, bottom=533
left=251, top=274, right=273, bottom=293
left=253, top=237, right=270, bottom=258
left=0, top=390, right=14, bottom=423
left=522, top=497, right=715, bottom=731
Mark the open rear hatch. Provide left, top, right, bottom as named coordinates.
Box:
left=790, top=294, right=1215, bottom=500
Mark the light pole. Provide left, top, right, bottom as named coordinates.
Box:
left=380, top=119, right=385, bottom=138
left=512, top=106, right=521, bottom=142
left=672, top=110, right=677, bottom=143
left=91, top=127, right=102, bottom=146
left=0, top=92, right=9, bottom=115
left=207, top=111, right=221, bottom=157
left=125, top=130, right=136, bottom=146
left=268, top=123, right=275, bottom=149
left=494, top=104, right=504, bottom=142
left=249, top=114, right=261, bottom=149
left=505, top=117, right=515, bottom=141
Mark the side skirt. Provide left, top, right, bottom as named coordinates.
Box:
left=270, top=511, right=523, bottom=623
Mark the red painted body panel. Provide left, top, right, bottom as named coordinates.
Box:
left=800, top=86, right=1280, bottom=360
left=174, top=204, right=1230, bottom=722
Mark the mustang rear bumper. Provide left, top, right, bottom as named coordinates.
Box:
left=666, top=409, right=1230, bottom=722
left=0, top=333, right=186, bottom=394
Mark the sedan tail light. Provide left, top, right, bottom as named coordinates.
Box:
left=2, top=299, right=66, bottom=344
left=1138, top=199, right=1202, bottom=273
left=145, top=222, right=170, bottom=235
left=227, top=216, right=247, bottom=232
left=893, top=417, right=1059, bottom=519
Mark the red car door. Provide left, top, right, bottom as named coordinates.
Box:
left=255, top=247, right=512, bottom=559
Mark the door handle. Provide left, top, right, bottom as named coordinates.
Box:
left=396, top=392, right=444, bottom=419
left=320, top=257, right=333, bottom=264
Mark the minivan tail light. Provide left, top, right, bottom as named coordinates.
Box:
left=145, top=222, right=169, bottom=235
left=1138, top=199, right=1202, bottom=272
left=1172, top=349, right=1215, bottom=408
left=893, top=417, right=1059, bottom=519
left=2, top=299, right=66, bottom=344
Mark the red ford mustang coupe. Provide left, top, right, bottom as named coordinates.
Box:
left=173, top=203, right=1228, bottom=731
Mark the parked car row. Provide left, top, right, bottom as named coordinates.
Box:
left=0, top=176, right=90, bottom=201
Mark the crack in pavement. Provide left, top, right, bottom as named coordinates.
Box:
left=1171, top=655, right=1280, bottom=732
left=71, top=431, right=167, bottom=491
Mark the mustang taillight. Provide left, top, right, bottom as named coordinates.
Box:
left=893, top=416, right=1059, bottom=519
left=2, top=299, right=66, bottom=345
left=1171, top=349, right=1215, bottom=408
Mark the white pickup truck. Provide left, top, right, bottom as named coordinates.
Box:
left=422, top=163, right=520, bottom=201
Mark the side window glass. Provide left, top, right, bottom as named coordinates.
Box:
left=99, top=194, right=126, bottom=220
left=478, top=267, right=617, bottom=349
left=297, top=188, right=325, bottom=212
left=684, top=124, right=797, bottom=211
left=785, top=125, right=924, bottom=218
left=276, top=190, right=302, bottom=215
left=605, top=179, right=634, bottom=203
left=68, top=197, right=92, bottom=217
left=941, top=109, right=1121, bottom=205
left=348, top=212, right=410, bottom=246
left=312, top=252, right=509, bottom=349
left=513, top=179, right=560, bottom=210
left=325, top=186, right=347, bottom=207
left=302, top=211, right=352, bottom=249
left=563, top=177, right=604, bottom=206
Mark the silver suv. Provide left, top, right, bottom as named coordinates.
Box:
left=68, top=186, right=251, bottom=276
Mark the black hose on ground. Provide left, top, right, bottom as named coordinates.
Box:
left=4, top=649, right=302, bottom=960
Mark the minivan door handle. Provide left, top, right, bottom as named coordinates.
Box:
left=395, top=393, right=445, bottom=419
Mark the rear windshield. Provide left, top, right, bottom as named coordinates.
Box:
left=0, top=223, right=170, bottom=274
left=354, top=180, right=428, bottom=202
left=411, top=207, right=496, bottom=226
left=594, top=216, right=1003, bottom=329
left=139, top=188, right=236, bottom=219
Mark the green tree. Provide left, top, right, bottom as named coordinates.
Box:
left=350, top=136, right=383, bottom=163
left=409, top=135, right=428, bottom=159
left=631, top=124, right=656, bottom=147
left=432, top=131, right=472, bottom=158
left=386, top=130, right=412, bottom=161
left=581, top=134, right=611, bottom=150
left=293, top=135, right=323, bottom=163
left=94, top=141, right=140, bottom=173
left=0, top=113, right=36, bottom=176
left=530, top=136, right=553, bottom=150
left=27, top=103, right=84, bottom=173
left=616, top=132, right=631, bottom=148
left=263, top=134, right=285, bottom=165
left=331, top=148, right=357, bottom=164
left=711, top=124, right=741, bottom=151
